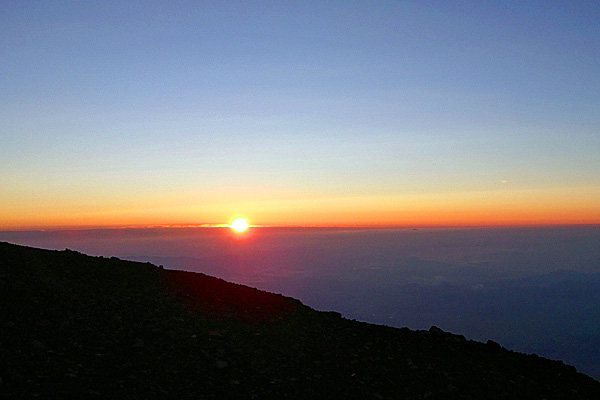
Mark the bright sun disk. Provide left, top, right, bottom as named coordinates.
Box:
left=231, top=217, right=249, bottom=232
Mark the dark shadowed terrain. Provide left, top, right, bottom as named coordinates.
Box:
left=1, top=242, right=599, bottom=399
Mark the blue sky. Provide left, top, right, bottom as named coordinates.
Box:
left=1, top=1, right=599, bottom=227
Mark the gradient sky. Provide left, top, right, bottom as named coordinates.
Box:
left=1, top=1, right=599, bottom=229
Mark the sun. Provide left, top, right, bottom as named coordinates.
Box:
left=231, top=217, right=249, bottom=232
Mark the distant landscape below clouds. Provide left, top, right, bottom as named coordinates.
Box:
left=2, top=225, right=599, bottom=378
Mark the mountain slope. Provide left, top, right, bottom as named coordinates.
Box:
left=1, top=241, right=599, bottom=399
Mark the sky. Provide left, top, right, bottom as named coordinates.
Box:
left=1, top=1, right=599, bottom=229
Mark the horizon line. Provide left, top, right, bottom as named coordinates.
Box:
left=1, top=222, right=600, bottom=232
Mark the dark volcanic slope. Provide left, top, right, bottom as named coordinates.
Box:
left=1, top=242, right=599, bottom=399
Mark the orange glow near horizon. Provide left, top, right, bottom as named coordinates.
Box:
left=1, top=211, right=599, bottom=231
left=1, top=214, right=598, bottom=231
left=1, top=187, right=599, bottom=230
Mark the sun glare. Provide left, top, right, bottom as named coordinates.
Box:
left=231, top=217, right=249, bottom=232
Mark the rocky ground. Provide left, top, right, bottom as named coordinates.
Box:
left=1, top=241, right=599, bottom=399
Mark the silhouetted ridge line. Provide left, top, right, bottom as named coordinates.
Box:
left=1, top=241, right=599, bottom=399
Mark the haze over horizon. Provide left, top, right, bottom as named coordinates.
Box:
left=1, top=1, right=599, bottom=229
